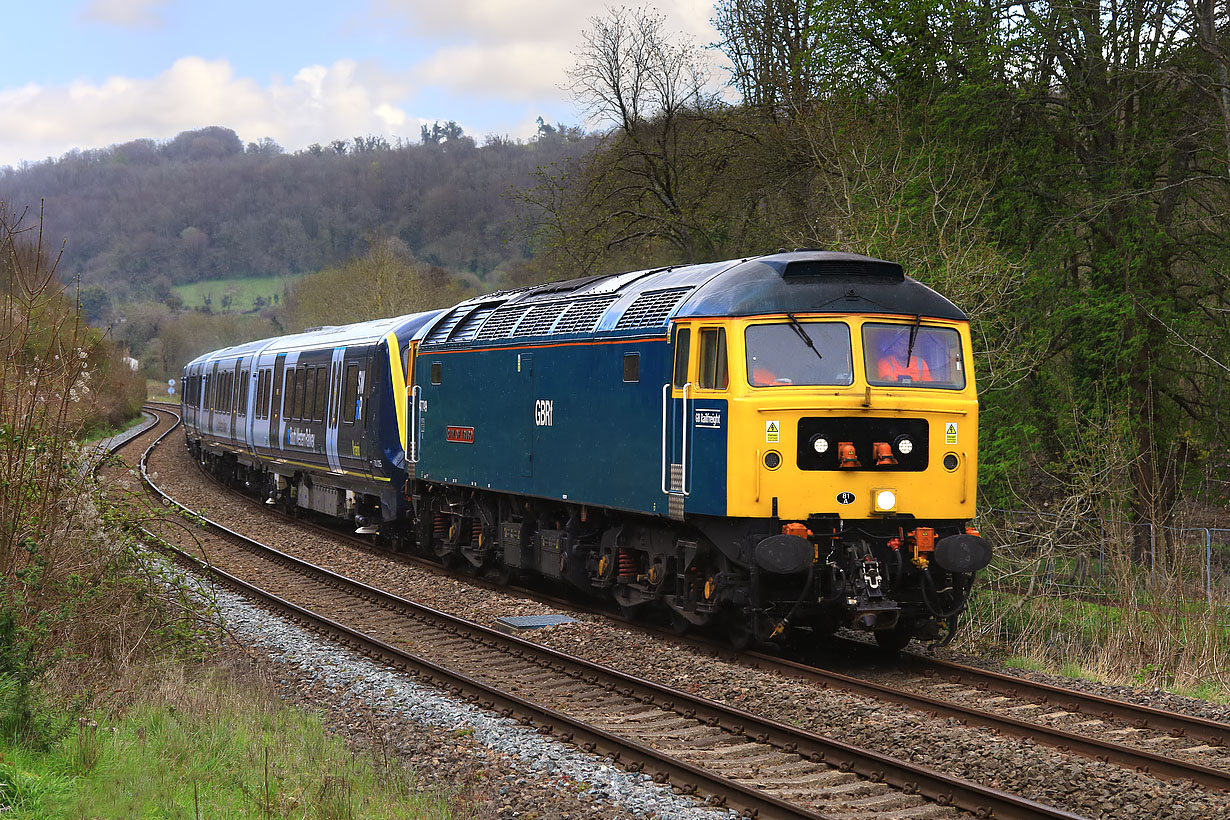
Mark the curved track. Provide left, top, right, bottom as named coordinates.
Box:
left=166, top=413, right=1230, bottom=795
left=120, top=406, right=1089, bottom=820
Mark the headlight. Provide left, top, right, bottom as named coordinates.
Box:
left=811, top=435, right=829, bottom=454
left=896, top=436, right=913, bottom=455
left=764, top=451, right=781, bottom=469
left=943, top=453, right=959, bottom=471
left=873, top=489, right=897, bottom=512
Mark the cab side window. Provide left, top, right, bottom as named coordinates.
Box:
left=698, top=328, right=728, bottom=390
left=672, top=328, right=691, bottom=388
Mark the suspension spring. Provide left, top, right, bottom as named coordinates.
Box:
left=617, top=549, right=638, bottom=581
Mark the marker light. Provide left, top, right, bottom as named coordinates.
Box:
left=811, top=435, right=829, bottom=454
left=896, top=436, right=914, bottom=455
left=873, top=489, right=897, bottom=513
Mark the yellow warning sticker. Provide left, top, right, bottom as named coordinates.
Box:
left=766, top=420, right=780, bottom=444
left=945, top=422, right=958, bottom=445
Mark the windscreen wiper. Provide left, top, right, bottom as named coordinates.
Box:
left=786, top=313, right=823, bottom=362
left=906, top=314, right=921, bottom=366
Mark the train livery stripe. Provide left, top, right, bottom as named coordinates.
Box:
left=384, top=332, right=408, bottom=456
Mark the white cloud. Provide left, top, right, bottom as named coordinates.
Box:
left=413, top=42, right=574, bottom=100
left=81, top=0, right=169, bottom=27
left=0, top=57, right=423, bottom=167
left=376, top=0, right=722, bottom=101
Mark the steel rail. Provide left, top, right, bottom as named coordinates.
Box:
left=176, top=435, right=1229, bottom=792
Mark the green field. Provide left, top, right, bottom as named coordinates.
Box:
left=172, top=274, right=302, bottom=312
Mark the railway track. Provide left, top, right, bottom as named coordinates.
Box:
left=188, top=444, right=1230, bottom=793
left=117, top=405, right=1090, bottom=820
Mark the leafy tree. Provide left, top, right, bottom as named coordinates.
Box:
left=77, top=285, right=110, bottom=324
left=280, top=237, right=474, bottom=331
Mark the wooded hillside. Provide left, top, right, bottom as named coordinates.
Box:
left=0, top=124, right=591, bottom=303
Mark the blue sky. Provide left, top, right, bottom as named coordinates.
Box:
left=0, top=0, right=721, bottom=168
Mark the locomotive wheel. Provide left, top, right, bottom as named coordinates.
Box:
left=874, top=623, right=915, bottom=653
left=667, top=607, right=691, bottom=636
left=486, top=563, right=513, bottom=585
left=723, top=610, right=768, bottom=649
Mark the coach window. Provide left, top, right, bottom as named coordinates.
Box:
left=295, top=368, right=308, bottom=420
left=698, top=328, right=728, bottom=390
left=623, top=352, right=640, bottom=383
left=343, top=364, right=360, bottom=423
left=672, top=328, right=691, bottom=388
left=286, top=368, right=299, bottom=419
left=314, top=367, right=327, bottom=422
left=431, top=362, right=442, bottom=385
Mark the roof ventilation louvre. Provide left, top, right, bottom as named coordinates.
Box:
left=449, top=304, right=500, bottom=343
left=553, top=296, right=619, bottom=334
left=615, top=287, right=693, bottom=330
left=516, top=302, right=569, bottom=336
left=424, top=308, right=466, bottom=345
left=476, top=305, right=531, bottom=341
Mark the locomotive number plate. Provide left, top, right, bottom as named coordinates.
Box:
left=446, top=426, right=475, bottom=443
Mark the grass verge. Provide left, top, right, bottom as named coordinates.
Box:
left=1, top=663, right=453, bottom=819
left=957, top=586, right=1230, bottom=702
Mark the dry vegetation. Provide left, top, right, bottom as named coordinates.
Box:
left=0, top=201, right=189, bottom=739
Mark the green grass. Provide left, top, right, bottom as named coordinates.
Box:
left=960, top=585, right=1230, bottom=701
left=173, top=274, right=302, bottom=312
left=82, top=411, right=149, bottom=444
left=1, top=668, right=455, bottom=819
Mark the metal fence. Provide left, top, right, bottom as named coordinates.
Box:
left=973, top=508, right=1230, bottom=605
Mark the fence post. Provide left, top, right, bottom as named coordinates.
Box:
left=1207, top=529, right=1214, bottom=607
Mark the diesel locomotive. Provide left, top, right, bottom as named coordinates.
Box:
left=182, top=250, right=992, bottom=648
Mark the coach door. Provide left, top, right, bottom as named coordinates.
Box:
left=269, top=354, right=286, bottom=450
left=325, top=347, right=345, bottom=473
left=661, top=326, right=692, bottom=521
left=229, top=359, right=242, bottom=441
left=207, top=362, right=219, bottom=437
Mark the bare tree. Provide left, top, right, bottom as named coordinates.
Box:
left=561, top=6, right=743, bottom=264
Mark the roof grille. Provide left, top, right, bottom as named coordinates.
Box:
left=476, top=305, right=530, bottom=341
left=516, top=302, right=569, bottom=336
left=424, top=308, right=466, bottom=345
left=553, top=296, right=618, bottom=334
left=449, top=304, right=499, bottom=343
left=783, top=260, right=904, bottom=280
left=615, top=287, right=692, bottom=330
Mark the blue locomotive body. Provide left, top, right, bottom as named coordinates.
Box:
left=184, top=251, right=992, bottom=647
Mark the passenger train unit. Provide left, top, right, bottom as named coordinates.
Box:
left=182, top=251, right=992, bottom=648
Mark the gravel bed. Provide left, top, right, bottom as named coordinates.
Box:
left=151, top=552, right=737, bottom=820
left=925, top=644, right=1230, bottom=725
left=148, top=439, right=1230, bottom=820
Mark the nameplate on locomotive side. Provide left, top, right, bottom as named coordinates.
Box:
left=446, top=426, right=475, bottom=443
